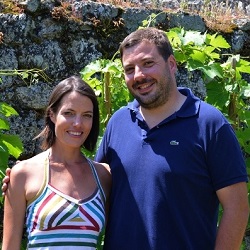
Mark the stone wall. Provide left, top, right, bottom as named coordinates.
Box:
left=0, top=0, right=250, bottom=158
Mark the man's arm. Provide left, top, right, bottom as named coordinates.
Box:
left=1, top=167, right=11, bottom=196
left=215, top=182, right=249, bottom=250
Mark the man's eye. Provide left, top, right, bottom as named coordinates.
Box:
left=125, top=67, right=134, bottom=74
left=145, top=61, right=154, bottom=66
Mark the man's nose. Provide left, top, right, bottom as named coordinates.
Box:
left=134, top=66, right=145, bottom=80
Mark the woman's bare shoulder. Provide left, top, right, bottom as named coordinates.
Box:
left=10, top=151, right=48, bottom=200
left=91, top=161, right=111, bottom=197
left=93, top=161, right=111, bottom=176
left=11, top=151, right=48, bottom=179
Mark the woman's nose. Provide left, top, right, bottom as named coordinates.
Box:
left=73, top=116, right=82, bottom=126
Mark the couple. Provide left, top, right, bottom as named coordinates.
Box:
left=2, top=27, right=249, bottom=250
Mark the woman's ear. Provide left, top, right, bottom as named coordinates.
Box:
left=49, top=110, right=55, bottom=124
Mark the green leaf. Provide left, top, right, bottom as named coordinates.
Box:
left=0, top=143, right=8, bottom=153
left=167, top=29, right=182, bottom=48
left=183, top=31, right=206, bottom=46
left=0, top=143, right=9, bottom=168
left=246, top=157, right=250, bottom=169
left=174, top=51, right=187, bottom=64
left=243, top=143, right=250, bottom=155
left=236, top=59, right=250, bottom=74
left=0, top=150, right=9, bottom=168
left=187, top=59, right=204, bottom=71
left=190, top=51, right=206, bottom=64
left=241, top=110, right=250, bottom=120
left=103, top=62, right=123, bottom=75
left=142, top=20, right=149, bottom=27
left=20, top=71, right=29, bottom=79
left=208, top=52, right=220, bottom=60
left=80, top=60, right=103, bottom=79
left=203, top=45, right=215, bottom=54
left=237, top=127, right=250, bottom=139
left=242, top=85, right=250, bottom=97
left=206, top=80, right=229, bottom=109
left=0, top=102, right=18, bottom=117
left=201, top=63, right=224, bottom=79
left=0, top=134, right=23, bottom=158
left=0, top=117, right=10, bottom=130
left=208, top=34, right=231, bottom=49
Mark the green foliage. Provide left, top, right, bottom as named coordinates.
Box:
left=80, top=58, right=133, bottom=159
left=80, top=58, right=132, bottom=135
left=0, top=102, right=23, bottom=189
left=166, top=27, right=250, bottom=165
left=0, top=68, right=51, bottom=86
left=166, top=28, right=229, bottom=73
left=0, top=102, right=23, bottom=176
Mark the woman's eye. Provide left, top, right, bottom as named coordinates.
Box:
left=64, top=112, right=73, bottom=116
left=83, top=114, right=93, bottom=118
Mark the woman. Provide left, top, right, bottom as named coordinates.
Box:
left=2, top=75, right=111, bottom=249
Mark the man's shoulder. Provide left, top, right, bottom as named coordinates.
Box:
left=199, top=100, right=225, bottom=118
left=110, top=103, right=134, bottom=119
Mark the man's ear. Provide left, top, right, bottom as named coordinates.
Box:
left=168, top=54, right=177, bottom=73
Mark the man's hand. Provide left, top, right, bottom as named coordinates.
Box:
left=2, top=168, right=11, bottom=196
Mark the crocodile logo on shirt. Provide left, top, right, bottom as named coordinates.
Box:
left=170, top=140, right=179, bottom=145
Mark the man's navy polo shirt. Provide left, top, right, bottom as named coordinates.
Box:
left=95, top=87, right=248, bottom=250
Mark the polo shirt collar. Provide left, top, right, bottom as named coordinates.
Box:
left=127, top=87, right=201, bottom=118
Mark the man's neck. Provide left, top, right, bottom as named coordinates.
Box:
left=140, top=91, right=187, bottom=129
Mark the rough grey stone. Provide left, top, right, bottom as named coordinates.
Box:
left=231, top=30, right=249, bottom=53
left=176, top=68, right=207, bottom=100
left=16, top=82, right=53, bottom=110
left=18, top=41, right=66, bottom=79
left=37, top=18, right=64, bottom=39
left=19, top=0, right=41, bottom=13
left=122, top=8, right=167, bottom=33
left=0, top=47, right=18, bottom=87
left=233, top=18, right=250, bottom=30
left=76, top=2, right=119, bottom=19
left=245, top=235, right=250, bottom=250
left=7, top=110, right=41, bottom=158
left=69, top=38, right=102, bottom=66
left=0, top=13, right=32, bottom=44
left=168, top=12, right=206, bottom=32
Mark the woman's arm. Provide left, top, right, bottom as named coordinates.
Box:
left=2, top=164, right=27, bottom=250
left=94, top=162, right=112, bottom=223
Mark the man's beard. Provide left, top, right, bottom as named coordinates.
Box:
left=130, top=78, right=172, bottom=110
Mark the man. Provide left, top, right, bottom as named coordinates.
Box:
left=95, top=27, right=249, bottom=249
left=2, top=28, right=249, bottom=249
